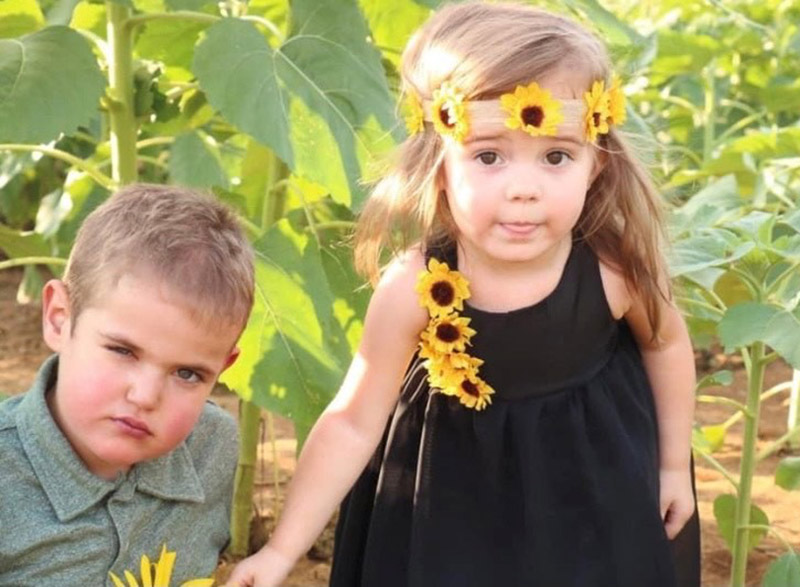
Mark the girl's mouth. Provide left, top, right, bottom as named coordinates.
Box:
left=499, top=222, right=540, bottom=236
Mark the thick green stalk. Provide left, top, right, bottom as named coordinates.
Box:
left=729, top=342, right=767, bottom=586
left=106, top=2, right=138, bottom=185
left=229, top=149, right=289, bottom=557
left=229, top=399, right=262, bottom=556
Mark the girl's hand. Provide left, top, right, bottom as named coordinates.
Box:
left=224, top=545, right=294, bottom=587
left=659, top=467, right=695, bottom=540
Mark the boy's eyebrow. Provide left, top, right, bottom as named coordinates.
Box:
left=100, top=332, right=216, bottom=376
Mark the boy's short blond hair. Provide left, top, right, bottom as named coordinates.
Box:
left=64, top=183, right=254, bottom=332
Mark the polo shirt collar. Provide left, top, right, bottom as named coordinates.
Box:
left=16, top=355, right=205, bottom=522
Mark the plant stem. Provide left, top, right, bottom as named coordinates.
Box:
left=789, top=370, right=800, bottom=450
left=730, top=341, right=767, bottom=586
left=106, top=2, right=138, bottom=185
left=0, top=257, right=67, bottom=271
left=702, top=62, right=715, bottom=164
left=229, top=399, right=261, bottom=557
left=0, top=144, right=114, bottom=190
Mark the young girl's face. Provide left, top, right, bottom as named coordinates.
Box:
left=440, top=77, right=599, bottom=268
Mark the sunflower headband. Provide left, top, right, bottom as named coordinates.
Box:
left=403, top=77, right=626, bottom=144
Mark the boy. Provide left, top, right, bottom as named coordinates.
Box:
left=0, top=184, right=254, bottom=585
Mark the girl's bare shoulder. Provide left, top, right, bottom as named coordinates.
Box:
left=368, top=246, right=428, bottom=334
left=598, top=259, right=631, bottom=320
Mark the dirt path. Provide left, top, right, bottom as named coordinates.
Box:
left=2, top=268, right=799, bottom=586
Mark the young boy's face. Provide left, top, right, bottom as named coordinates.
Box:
left=42, top=273, right=241, bottom=480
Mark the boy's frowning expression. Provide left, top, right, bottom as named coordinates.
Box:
left=42, top=273, right=240, bottom=480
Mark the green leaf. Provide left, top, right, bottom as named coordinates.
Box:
left=359, top=0, right=431, bottom=66
left=220, top=220, right=355, bottom=449
left=564, top=0, right=645, bottom=47
left=0, top=0, right=44, bottom=38
left=669, top=232, right=754, bottom=277
left=763, top=551, right=800, bottom=587
left=0, top=224, right=49, bottom=259
left=0, top=26, right=105, bottom=143
left=775, top=457, right=800, bottom=491
left=193, top=6, right=398, bottom=208
left=169, top=131, right=228, bottom=189
left=699, top=425, right=726, bottom=453
left=45, top=0, right=82, bottom=26
left=718, top=302, right=800, bottom=368
left=670, top=175, right=741, bottom=233
left=135, top=18, right=207, bottom=70
left=713, top=493, right=769, bottom=553
left=696, top=370, right=733, bottom=390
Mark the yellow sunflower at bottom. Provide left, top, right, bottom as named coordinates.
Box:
left=109, top=544, right=214, bottom=587
left=500, top=81, right=564, bottom=137
left=584, top=80, right=610, bottom=143
left=451, top=370, right=495, bottom=411
left=425, top=352, right=484, bottom=394
left=415, top=258, right=471, bottom=318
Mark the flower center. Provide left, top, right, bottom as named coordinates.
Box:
left=521, top=105, right=544, bottom=128
left=430, top=281, right=455, bottom=306
left=593, top=112, right=602, bottom=127
left=438, top=104, right=455, bottom=128
left=461, top=379, right=480, bottom=397
left=435, top=323, right=460, bottom=343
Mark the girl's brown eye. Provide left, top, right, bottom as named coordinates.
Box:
left=545, top=151, right=569, bottom=165
left=477, top=152, right=498, bottom=165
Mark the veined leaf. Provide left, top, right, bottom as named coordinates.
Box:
left=763, top=551, right=800, bottom=587
left=718, top=302, right=800, bottom=368
left=220, top=220, right=356, bottom=448
left=713, top=494, right=768, bottom=553
left=0, top=26, right=105, bottom=143
left=193, top=2, right=399, bottom=209
left=169, top=131, right=228, bottom=189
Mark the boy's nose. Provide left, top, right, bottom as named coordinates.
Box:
left=126, top=370, right=163, bottom=410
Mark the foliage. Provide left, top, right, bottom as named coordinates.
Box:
left=1, top=0, right=800, bottom=579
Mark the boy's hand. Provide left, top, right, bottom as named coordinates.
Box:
left=659, top=467, right=695, bottom=540
left=225, top=546, right=294, bottom=587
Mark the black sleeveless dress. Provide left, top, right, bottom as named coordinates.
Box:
left=331, top=240, right=701, bottom=587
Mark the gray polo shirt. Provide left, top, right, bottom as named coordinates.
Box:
left=0, top=355, right=239, bottom=586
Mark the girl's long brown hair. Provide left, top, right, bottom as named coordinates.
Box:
left=355, top=1, right=669, bottom=335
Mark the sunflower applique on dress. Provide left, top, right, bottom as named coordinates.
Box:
left=415, top=258, right=495, bottom=410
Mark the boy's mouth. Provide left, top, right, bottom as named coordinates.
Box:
left=113, top=416, right=153, bottom=437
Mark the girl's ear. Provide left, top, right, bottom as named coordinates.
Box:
left=42, top=280, right=71, bottom=352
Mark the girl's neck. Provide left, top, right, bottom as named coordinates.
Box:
left=455, top=236, right=573, bottom=313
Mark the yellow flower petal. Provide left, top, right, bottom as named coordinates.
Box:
left=124, top=570, right=141, bottom=587
left=431, top=82, right=470, bottom=143
left=420, top=314, right=476, bottom=355
left=452, top=371, right=495, bottom=411
left=403, top=89, right=425, bottom=136
left=180, top=579, right=215, bottom=587
left=141, top=554, right=153, bottom=587
left=154, top=544, right=176, bottom=587
left=109, top=572, right=127, bottom=587
left=500, top=82, right=564, bottom=137
left=607, top=75, right=626, bottom=126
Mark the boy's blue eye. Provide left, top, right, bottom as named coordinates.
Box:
left=545, top=151, right=572, bottom=166
left=176, top=368, right=202, bottom=383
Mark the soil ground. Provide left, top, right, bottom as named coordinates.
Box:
left=2, top=268, right=799, bottom=586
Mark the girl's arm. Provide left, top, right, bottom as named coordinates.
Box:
left=227, top=251, right=429, bottom=587
left=601, top=264, right=696, bottom=539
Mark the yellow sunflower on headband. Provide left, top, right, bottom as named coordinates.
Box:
left=500, top=81, right=564, bottom=137
left=416, top=258, right=471, bottom=317
left=584, top=80, right=610, bottom=143
left=606, top=75, right=626, bottom=127
left=403, top=89, right=425, bottom=135
left=431, top=82, right=470, bottom=142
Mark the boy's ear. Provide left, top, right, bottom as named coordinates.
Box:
left=42, top=280, right=71, bottom=352
left=221, top=346, right=240, bottom=372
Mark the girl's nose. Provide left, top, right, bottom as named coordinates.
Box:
left=507, top=177, right=541, bottom=201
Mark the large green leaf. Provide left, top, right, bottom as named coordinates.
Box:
left=669, top=231, right=754, bottom=277
left=763, top=551, right=800, bottom=587
left=193, top=3, right=399, bottom=208
left=713, top=493, right=768, bottom=553
left=718, top=302, right=800, bottom=368
left=169, top=131, right=228, bottom=189
left=0, top=224, right=49, bottom=259
left=135, top=18, right=207, bottom=71
left=0, top=26, right=105, bottom=143
left=220, top=219, right=356, bottom=447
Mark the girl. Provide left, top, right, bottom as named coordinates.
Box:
left=229, top=2, right=700, bottom=585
